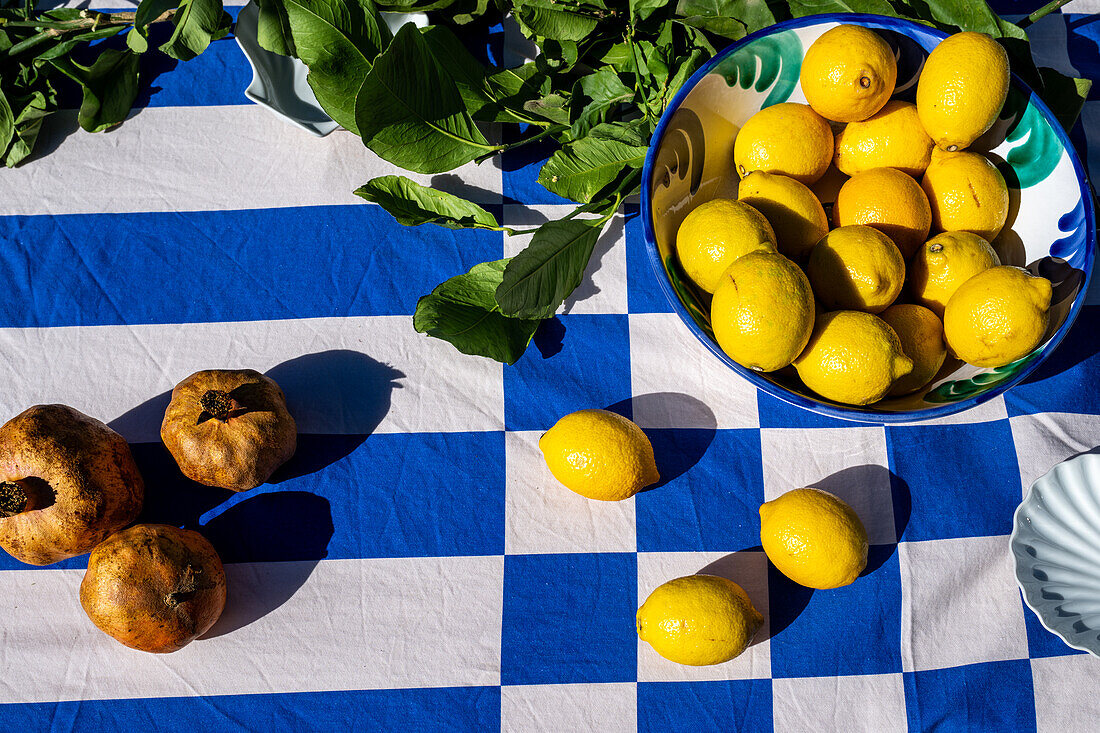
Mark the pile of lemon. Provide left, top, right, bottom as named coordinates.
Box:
left=540, top=408, right=870, bottom=666
left=677, top=26, right=1054, bottom=406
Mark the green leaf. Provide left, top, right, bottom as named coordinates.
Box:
left=787, top=0, right=896, bottom=17
left=257, top=0, right=296, bottom=56
left=587, top=119, right=651, bottom=147
left=280, top=0, right=387, bottom=135
left=522, top=92, right=570, bottom=125
left=160, top=0, right=232, bottom=61
left=354, top=175, right=500, bottom=229
left=538, top=135, right=647, bottom=203
left=51, top=49, right=142, bottom=133
left=495, top=216, right=609, bottom=319
left=513, top=0, right=599, bottom=42
left=127, top=0, right=177, bottom=53
left=374, top=0, right=457, bottom=10
left=630, top=0, right=667, bottom=22
left=676, top=0, right=777, bottom=38
left=569, top=65, right=632, bottom=138
left=420, top=25, right=534, bottom=124
left=414, top=260, right=541, bottom=365
left=1037, top=66, right=1091, bottom=133
left=4, top=88, right=52, bottom=167
left=354, top=23, right=496, bottom=173
left=79, top=49, right=142, bottom=133
left=484, top=62, right=551, bottom=120
left=0, top=92, right=15, bottom=157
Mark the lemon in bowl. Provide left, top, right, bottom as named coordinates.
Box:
left=642, top=14, right=1094, bottom=423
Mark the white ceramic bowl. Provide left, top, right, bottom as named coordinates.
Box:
left=1012, top=452, right=1100, bottom=655
left=234, top=4, right=427, bottom=136
left=642, top=14, right=1095, bottom=423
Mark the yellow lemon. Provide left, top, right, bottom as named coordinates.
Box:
left=793, top=310, right=914, bottom=405
left=833, top=167, right=932, bottom=259
left=809, top=164, right=849, bottom=207
left=909, top=231, right=1001, bottom=317
left=834, top=101, right=935, bottom=177
left=917, top=32, right=1010, bottom=151
left=807, top=225, right=905, bottom=314
left=675, top=198, right=777, bottom=294
left=738, top=171, right=829, bottom=261
left=733, top=103, right=833, bottom=185
left=880, top=303, right=948, bottom=395
left=799, top=24, right=897, bottom=123
left=921, top=152, right=1009, bottom=242
left=711, top=251, right=815, bottom=372
left=759, top=488, right=868, bottom=589
left=943, top=266, right=1052, bottom=368
left=539, top=409, right=660, bottom=501
left=637, top=575, right=763, bottom=666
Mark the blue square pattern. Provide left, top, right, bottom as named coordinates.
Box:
left=153, top=432, right=507, bottom=563
left=501, top=552, right=638, bottom=685
left=624, top=205, right=675, bottom=314
left=638, top=680, right=773, bottom=733
left=1022, top=595, right=1089, bottom=659
left=756, top=390, right=874, bottom=430
left=904, top=659, right=1037, bottom=732
left=1007, top=304, right=1100, bottom=417
left=500, top=134, right=574, bottom=206
left=0, top=686, right=501, bottom=732
left=505, top=314, right=632, bottom=431
left=886, top=420, right=1022, bottom=542
left=769, top=546, right=903, bottom=678
left=636, top=428, right=766, bottom=553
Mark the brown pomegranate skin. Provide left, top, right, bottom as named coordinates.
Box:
left=0, top=405, right=144, bottom=565
left=160, top=369, right=297, bottom=491
left=80, top=524, right=227, bottom=653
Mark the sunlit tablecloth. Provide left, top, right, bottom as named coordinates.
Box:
left=0, top=1, right=1099, bottom=730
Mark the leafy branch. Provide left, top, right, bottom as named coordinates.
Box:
left=0, top=0, right=231, bottom=166
left=254, top=0, right=1090, bottom=363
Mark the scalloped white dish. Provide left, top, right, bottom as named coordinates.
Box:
left=1012, top=452, right=1100, bottom=656
left=234, top=3, right=427, bottom=136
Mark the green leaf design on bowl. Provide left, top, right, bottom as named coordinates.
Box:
left=924, top=352, right=1040, bottom=403
left=710, top=31, right=802, bottom=108
left=664, top=254, right=714, bottom=338
left=1001, top=88, right=1062, bottom=189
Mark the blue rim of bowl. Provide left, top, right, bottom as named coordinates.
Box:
left=640, top=13, right=1096, bottom=424
left=1010, top=452, right=1100, bottom=656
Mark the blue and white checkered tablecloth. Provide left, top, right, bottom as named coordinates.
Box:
left=0, top=1, right=1099, bottom=730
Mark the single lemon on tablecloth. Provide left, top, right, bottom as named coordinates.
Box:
left=921, top=152, right=1009, bottom=242
left=760, top=488, right=868, bottom=589
left=738, top=171, right=829, bottom=261
left=917, top=32, right=1010, bottom=152
left=833, top=167, right=932, bottom=259
left=799, top=24, right=897, bottom=123
left=834, top=101, right=934, bottom=177
left=675, top=198, right=777, bottom=294
left=909, top=231, right=1001, bottom=317
left=711, top=251, right=815, bottom=372
left=793, top=310, right=914, bottom=405
left=880, top=303, right=948, bottom=395
left=943, top=266, right=1052, bottom=368
left=733, top=103, right=833, bottom=185
left=807, top=225, right=905, bottom=314
left=539, top=409, right=659, bottom=501
left=637, top=574, right=763, bottom=666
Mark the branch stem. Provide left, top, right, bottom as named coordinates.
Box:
left=1018, top=0, right=1074, bottom=28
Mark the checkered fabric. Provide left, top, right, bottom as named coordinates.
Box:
left=0, top=1, right=1099, bottom=730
